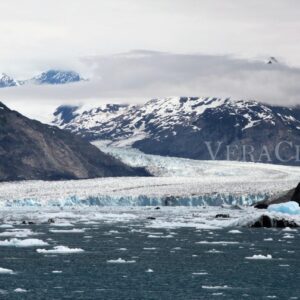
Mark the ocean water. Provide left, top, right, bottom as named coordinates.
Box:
left=0, top=222, right=299, bottom=299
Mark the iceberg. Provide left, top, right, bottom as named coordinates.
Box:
left=268, top=201, right=300, bottom=215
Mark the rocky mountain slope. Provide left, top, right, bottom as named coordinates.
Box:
left=53, top=97, right=300, bottom=165
left=0, top=102, right=148, bottom=181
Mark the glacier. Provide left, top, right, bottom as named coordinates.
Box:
left=0, top=147, right=299, bottom=208
left=0, top=147, right=298, bottom=229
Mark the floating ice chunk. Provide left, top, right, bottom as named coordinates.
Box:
left=0, top=229, right=39, bottom=238
left=0, top=224, right=13, bottom=229
left=283, top=234, right=294, bottom=239
left=0, top=267, right=14, bottom=274
left=147, top=234, right=173, bottom=238
left=196, top=241, right=239, bottom=245
left=202, top=285, right=230, bottom=290
left=268, top=201, right=300, bottom=215
left=14, top=288, right=27, bottom=293
left=228, top=230, right=242, bottom=234
left=107, top=258, right=136, bottom=263
left=118, top=248, right=127, bottom=251
left=52, top=270, right=62, bottom=273
left=146, top=269, right=154, bottom=273
left=264, top=238, right=273, bottom=241
left=49, top=229, right=85, bottom=233
left=143, top=247, right=156, bottom=250
left=51, top=222, right=74, bottom=227
left=192, top=272, right=208, bottom=275
left=206, top=249, right=223, bottom=253
left=0, top=238, right=48, bottom=247
left=245, top=254, right=272, bottom=260
left=282, top=227, right=297, bottom=232
left=36, top=246, right=84, bottom=254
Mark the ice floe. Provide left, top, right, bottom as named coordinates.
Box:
left=0, top=267, right=14, bottom=274
left=107, top=258, right=136, bottom=263
left=146, top=269, right=154, bottom=273
left=0, top=229, right=40, bottom=238
left=282, top=227, right=297, bottom=232
left=36, top=246, right=84, bottom=254
left=228, top=230, right=242, bottom=234
left=49, top=228, right=85, bottom=233
left=245, top=254, right=272, bottom=260
left=50, top=222, right=74, bottom=227
left=206, top=249, right=223, bottom=253
left=0, top=224, right=13, bottom=229
left=196, top=241, right=239, bottom=245
left=14, top=288, right=27, bottom=293
left=0, top=238, right=48, bottom=247
left=202, top=285, right=230, bottom=290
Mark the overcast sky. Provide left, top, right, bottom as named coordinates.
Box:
left=1, top=0, right=300, bottom=121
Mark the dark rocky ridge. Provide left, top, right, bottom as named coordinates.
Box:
left=254, top=183, right=300, bottom=209
left=0, top=102, right=149, bottom=181
left=250, top=215, right=298, bottom=228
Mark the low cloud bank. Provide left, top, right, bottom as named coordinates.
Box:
left=1, top=50, right=299, bottom=122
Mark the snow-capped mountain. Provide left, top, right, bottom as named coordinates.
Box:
left=0, top=70, right=84, bottom=88
left=30, top=70, right=83, bottom=85
left=0, top=73, right=19, bottom=88
left=53, top=97, right=300, bottom=165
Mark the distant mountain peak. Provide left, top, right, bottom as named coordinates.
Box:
left=0, top=70, right=85, bottom=88
left=31, top=70, right=84, bottom=85
left=0, top=73, right=19, bottom=88
left=266, top=57, right=279, bottom=64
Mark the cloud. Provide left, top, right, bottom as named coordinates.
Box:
left=2, top=0, right=300, bottom=77
left=1, top=50, right=300, bottom=122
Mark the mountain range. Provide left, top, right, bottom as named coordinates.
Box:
left=53, top=97, right=300, bottom=165
left=0, top=102, right=148, bottom=181
left=0, top=70, right=84, bottom=88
